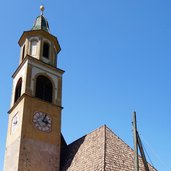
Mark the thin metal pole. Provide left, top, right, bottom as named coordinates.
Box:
left=137, top=132, right=150, bottom=171
left=133, top=111, right=139, bottom=171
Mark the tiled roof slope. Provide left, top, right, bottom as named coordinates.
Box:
left=105, top=126, right=156, bottom=171
left=60, top=125, right=157, bottom=171
left=61, top=126, right=105, bottom=171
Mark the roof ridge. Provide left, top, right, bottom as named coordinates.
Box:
left=67, top=124, right=107, bottom=146
left=105, top=126, right=133, bottom=150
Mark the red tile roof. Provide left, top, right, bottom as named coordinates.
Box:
left=61, top=125, right=157, bottom=171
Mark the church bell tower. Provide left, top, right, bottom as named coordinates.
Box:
left=4, top=6, right=64, bottom=171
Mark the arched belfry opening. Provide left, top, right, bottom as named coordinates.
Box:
left=14, top=78, right=22, bottom=103
left=22, top=45, right=25, bottom=60
left=43, top=42, right=50, bottom=58
left=35, top=75, right=53, bottom=102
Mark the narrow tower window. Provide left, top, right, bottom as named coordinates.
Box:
left=14, top=78, right=22, bottom=103
left=31, top=40, right=37, bottom=57
left=43, top=42, right=50, bottom=58
left=35, top=75, right=52, bottom=102
left=22, top=45, right=25, bottom=60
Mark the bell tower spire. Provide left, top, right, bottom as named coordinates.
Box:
left=4, top=6, right=64, bottom=171
left=32, top=5, right=50, bottom=32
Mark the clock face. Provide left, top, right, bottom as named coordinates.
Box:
left=33, top=112, right=52, bottom=132
left=11, top=112, right=19, bottom=133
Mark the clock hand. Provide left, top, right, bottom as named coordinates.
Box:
left=42, top=114, right=47, bottom=122
left=42, top=114, right=49, bottom=124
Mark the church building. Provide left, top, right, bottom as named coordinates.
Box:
left=4, top=6, right=157, bottom=171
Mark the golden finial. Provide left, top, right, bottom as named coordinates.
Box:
left=40, top=5, right=44, bottom=15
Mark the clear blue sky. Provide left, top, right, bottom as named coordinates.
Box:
left=0, top=0, right=171, bottom=170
